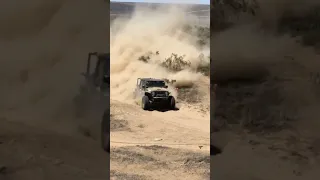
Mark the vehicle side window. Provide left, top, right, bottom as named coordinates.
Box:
left=140, top=81, right=145, bottom=88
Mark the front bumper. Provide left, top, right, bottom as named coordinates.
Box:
left=149, top=97, right=169, bottom=104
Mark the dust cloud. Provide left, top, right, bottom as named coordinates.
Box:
left=110, top=6, right=210, bottom=103
left=0, top=0, right=109, bottom=132
left=212, top=0, right=320, bottom=78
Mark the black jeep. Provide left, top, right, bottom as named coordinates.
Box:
left=133, top=78, right=176, bottom=110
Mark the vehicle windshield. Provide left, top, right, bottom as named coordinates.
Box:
left=146, top=80, right=165, bottom=87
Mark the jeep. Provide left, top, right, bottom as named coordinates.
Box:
left=74, top=52, right=110, bottom=153
left=134, top=78, right=176, bottom=110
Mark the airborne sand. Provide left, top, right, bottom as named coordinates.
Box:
left=110, top=6, right=210, bottom=103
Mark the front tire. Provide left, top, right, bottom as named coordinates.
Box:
left=169, top=96, right=176, bottom=110
left=142, top=95, right=150, bottom=110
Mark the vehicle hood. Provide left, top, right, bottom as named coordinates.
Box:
left=146, top=87, right=169, bottom=92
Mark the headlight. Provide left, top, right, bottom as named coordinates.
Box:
left=165, top=92, right=169, bottom=96
left=151, top=92, right=155, bottom=97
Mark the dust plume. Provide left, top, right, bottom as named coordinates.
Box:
left=110, top=5, right=210, bottom=103
left=212, top=0, right=320, bottom=83
left=0, top=0, right=109, bottom=132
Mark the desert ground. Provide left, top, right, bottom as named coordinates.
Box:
left=211, top=0, right=320, bottom=179
left=110, top=97, right=210, bottom=180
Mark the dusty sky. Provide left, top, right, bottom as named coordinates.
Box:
left=110, top=0, right=210, bottom=5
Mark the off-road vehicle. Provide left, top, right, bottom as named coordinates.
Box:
left=134, top=78, right=176, bottom=110
left=74, top=52, right=110, bottom=153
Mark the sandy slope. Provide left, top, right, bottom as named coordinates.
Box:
left=110, top=99, right=209, bottom=150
